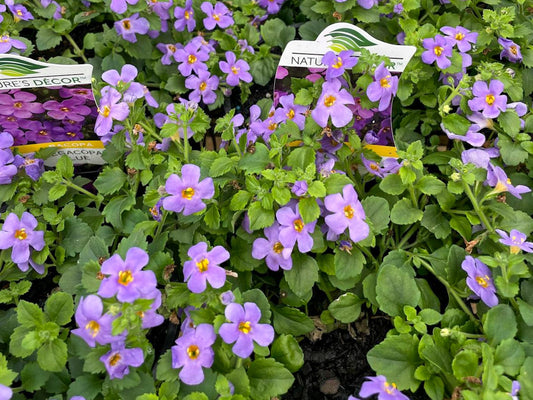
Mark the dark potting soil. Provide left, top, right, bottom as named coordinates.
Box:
left=285, top=314, right=429, bottom=400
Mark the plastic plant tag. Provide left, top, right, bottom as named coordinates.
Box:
left=274, top=23, right=416, bottom=158
left=0, top=54, right=104, bottom=166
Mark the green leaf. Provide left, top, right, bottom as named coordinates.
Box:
left=424, top=376, right=444, bottom=400
left=250, top=55, right=277, bottom=86
left=49, top=184, right=67, bottom=201
left=328, top=293, right=363, bottom=323
left=230, top=190, right=252, bottom=211
left=45, top=292, right=74, bottom=326
left=416, top=176, right=445, bottom=195
left=102, top=193, right=136, bottom=229
left=271, top=334, right=304, bottom=373
left=21, top=362, right=50, bottom=392
left=334, top=249, right=365, bottom=281
left=56, top=155, right=74, bottom=178
left=94, top=167, right=127, bottom=195
left=380, top=174, right=406, bottom=195
left=67, top=374, right=102, bottom=400
left=260, top=18, right=295, bottom=48
left=421, top=205, right=451, bottom=239
left=62, top=217, right=93, bottom=257
left=37, top=339, right=68, bottom=372
left=248, top=358, right=294, bottom=400
left=287, top=147, right=315, bottom=170
left=376, top=264, right=420, bottom=317
left=498, top=111, right=522, bottom=137
left=361, top=196, right=390, bottom=233
left=390, top=198, right=423, bottom=225
left=238, top=143, right=271, bottom=173
left=243, top=289, right=272, bottom=323
left=367, top=334, right=421, bottom=392
left=209, top=156, right=235, bottom=177
left=17, top=300, right=45, bottom=328
left=272, top=306, right=314, bottom=336
left=442, top=114, right=470, bottom=136
left=248, top=202, right=275, bottom=231
left=298, top=197, right=320, bottom=224
left=156, top=350, right=177, bottom=382
left=284, top=253, right=318, bottom=298
left=484, top=304, right=517, bottom=346
left=494, top=338, right=525, bottom=376
left=36, top=28, right=61, bottom=50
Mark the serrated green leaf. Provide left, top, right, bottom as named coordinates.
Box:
left=45, top=292, right=74, bottom=326
left=328, top=293, right=363, bottom=323
left=94, top=167, right=127, bottom=195
left=390, top=198, right=423, bottom=225
left=376, top=264, right=420, bottom=317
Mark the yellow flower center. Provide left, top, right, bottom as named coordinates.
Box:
left=485, top=94, right=495, bottom=105
left=169, top=45, right=176, bottom=52
left=14, top=229, right=27, bottom=240
left=16, top=9, right=23, bottom=16
left=13, top=102, right=23, bottom=108
left=380, top=76, right=391, bottom=88
left=109, top=353, right=121, bottom=366
left=185, top=10, right=192, bottom=19
left=0, top=35, right=9, bottom=43
left=293, top=219, right=304, bottom=232
left=85, top=320, right=100, bottom=337
left=268, top=122, right=277, bottom=131
left=434, top=46, right=443, bottom=56
left=122, top=20, right=131, bottom=30
left=238, top=321, right=252, bottom=334
left=188, top=54, right=197, bottom=64
left=182, top=187, right=195, bottom=199
left=100, top=105, right=111, bottom=118
left=118, top=270, right=133, bottom=286
left=510, top=245, right=520, bottom=255
left=287, top=109, right=295, bottom=119
left=476, top=275, right=490, bottom=288
left=344, top=205, right=354, bottom=219
left=231, top=66, right=240, bottom=75
left=273, top=242, right=283, bottom=254
left=213, top=13, right=220, bottom=21
left=332, top=57, right=343, bottom=69
left=455, top=32, right=465, bottom=41
left=149, top=206, right=159, bottom=218
left=187, top=344, right=200, bottom=359
left=199, top=82, right=207, bottom=91
left=324, top=95, right=336, bottom=107
left=384, top=382, right=397, bottom=394
left=510, top=46, right=518, bottom=55
left=39, top=129, right=48, bottom=136
left=196, top=258, right=209, bottom=273
left=60, top=106, right=70, bottom=112
left=66, top=131, right=76, bottom=137
left=370, top=163, right=379, bottom=170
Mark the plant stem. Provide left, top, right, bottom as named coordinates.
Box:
left=64, top=33, right=89, bottom=63
left=396, top=223, right=419, bottom=249
left=63, top=179, right=100, bottom=202
left=462, top=181, right=494, bottom=232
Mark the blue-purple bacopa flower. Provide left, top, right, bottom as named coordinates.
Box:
left=72, top=295, right=116, bottom=347
left=276, top=205, right=316, bottom=253
left=100, top=342, right=144, bottom=379
left=252, top=222, right=293, bottom=271
left=324, top=185, right=369, bottom=243
left=367, top=62, right=398, bottom=111
left=114, top=13, right=149, bottom=43
left=312, top=79, right=355, bottom=128
left=183, top=242, right=230, bottom=293
left=498, top=38, right=522, bottom=63
left=468, top=80, right=507, bottom=119
left=496, top=229, right=533, bottom=254
left=359, top=375, right=409, bottom=400
left=219, top=51, right=252, bottom=87
left=171, top=323, right=216, bottom=385
left=461, top=256, right=498, bottom=308
left=162, top=164, right=215, bottom=216
left=322, top=50, right=358, bottom=81
left=219, top=302, right=274, bottom=358
left=97, top=247, right=157, bottom=303
left=0, top=212, right=45, bottom=274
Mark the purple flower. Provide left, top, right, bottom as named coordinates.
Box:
left=183, top=242, right=229, bottom=293
left=511, top=381, right=520, bottom=400
left=43, top=98, right=91, bottom=122
left=252, top=222, right=293, bottom=271
left=257, top=0, right=285, bottom=13
left=367, top=62, right=398, bottom=112
left=468, top=80, right=507, bottom=119
left=171, top=324, right=216, bottom=385
left=6, top=0, right=33, bottom=21
left=276, top=205, right=316, bottom=253
left=486, top=165, right=530, bottom=199
left=0, top=384, right=12, bottom=400
left=0, top=132, right=16, bottom=184
left=238, top=39, right=254, bottom=54
left=291, top=180, right=308, bottom=196
left=496, top=229, right=533, bottom=254
left=95, top=87, right=130, bottom=136
left=322, top=50, right=358, bottom=81
left=162, top=164, right=214, bottom=215
left=157, top=43, right=180, bottom=65
left=149, top=199, right=163, bottom=222
left=461, top=256, right=498, bottom=308
left=274, top=94, right=308, bottom=130
left=421, top=35, right=453, bottom=69
left=175, top=42, right=209, bottom=77
left=0, top=212, right=45, bottom=274
left=358, top=0, right=378, bottom=8
left=219, top=302, right=274, bottom=358
left=440, top=26, right=477, bottom=52
left=97, top=247, right=157, bottom=303
left=201, top=2, right=233, bottom=30
left=220, top=290, right=235, bottom=305
left=0, top=91, right=44, bottom=119
left=13, top=154, right=44, bottom=181
left=498, top=38, right=522, bottom=63
left=101, top=64, right=145, bottom=103
left=174, top=0, right=196, bottom=32
left=311, top=79, right=355, bottom=128
left=361, top=155, right=402, bottom=178
left=0, top=5, right=6, bottom=23
left=114, top=13, right=149, bottom=43
left=72, top=295, right=116, bottom=347
left=219, top=51, right=252, bottom=87
left=140, top=289, right=165, bottom=329
left=441, top=123, right=486, bottom=147
left=461, top=147, right=498, bottom=169
left=0, top=34, right=27, bottom=54
left=324, top=185, right=369, bottom=243
left=359, top=375, right=409, bottom=400
left=100, top=342, right=144, bottom=379
left=185, top=70, right=219, bottom=105
left=110, top=0, right=138, bottom=13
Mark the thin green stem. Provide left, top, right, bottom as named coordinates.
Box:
left=396, top=224, right=419, bottom=249
left=183, top=124, right=190, bottom=163
left=154, top=211, right=168, bottom=239
left=462, top=181, right=494, bottom=232
left=64, top=33, right=89, bottom=63
left=63, top=179, right=100, bottom=202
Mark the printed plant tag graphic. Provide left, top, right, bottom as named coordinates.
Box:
left=274, top=23, right=416, bottom=158
left=0, top=54, right=104, bottom=166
